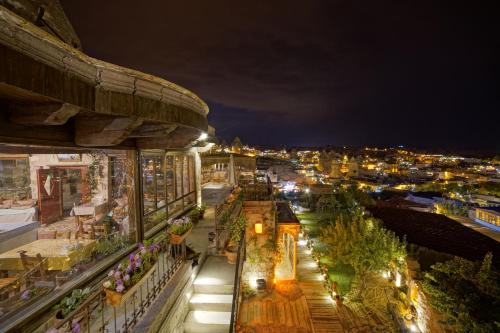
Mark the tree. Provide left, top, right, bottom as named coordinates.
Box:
left=321, top=218, right=406, bottom=297
left=422, top=253, right=500, bottom=333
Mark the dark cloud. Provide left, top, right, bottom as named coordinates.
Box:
left=62, top=0, right=499, bottom=149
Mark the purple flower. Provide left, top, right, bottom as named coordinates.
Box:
left=135, top=258, right=142, bottom=267
left=129, top=253, right=135, bottom=262
left=123, top=274, right=130, bottom=282
left=116, top=279, right=123, bottom=285
left=126, top=265, right=133, bottom=273
left=116, top=284, right=125, bottom=293
left=72, top=321, right=81, bottom=333
left=114, top=271, right=121, bottom=280
left=21, top=289, right=31, bottom=300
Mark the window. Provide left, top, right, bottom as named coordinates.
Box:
left=141, top=152, right=197, bottom=233
left=0, top=156, right=30, bottom=200
left=0, top=146, right=136, bottom=322
left=166, top=156, right=175, bottom=204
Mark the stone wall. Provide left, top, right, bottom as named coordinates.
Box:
left=242, top=201, right=276, bottom=288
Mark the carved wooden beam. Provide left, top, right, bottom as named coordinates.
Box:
left=129, top=123, right=178, bottom=137
left=136, top=126, right=200, bottom=149
left=75, top=114, right=143, bottom=146
left=9, top=102, right=79, bottom=125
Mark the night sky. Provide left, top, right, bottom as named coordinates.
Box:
left=62, top=1, right=499, bottom=149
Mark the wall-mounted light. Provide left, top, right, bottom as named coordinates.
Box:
left=255, top=222, right=263, bottom=234
left=198, top=132, right=208, bottom=141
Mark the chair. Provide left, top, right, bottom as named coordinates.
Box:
left=37, top=230, right=56, bottom=239
left=93, top=224, right=108, bottom=240
left=19, top=251, right=48, bottom=281
left=75, top=223, right=95, bottom=239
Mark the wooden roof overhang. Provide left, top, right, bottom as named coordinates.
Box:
left=0, top=6, right=212, bottom=150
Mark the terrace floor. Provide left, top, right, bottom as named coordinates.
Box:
left=237, top=234, right=346, bottom=333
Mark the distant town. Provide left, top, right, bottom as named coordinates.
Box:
left=205, top=139, right=500, bottom=237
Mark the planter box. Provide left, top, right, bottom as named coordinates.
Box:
left=104, top=261, right=158, bottom=307
left=169, top=227, right=192, bottom=245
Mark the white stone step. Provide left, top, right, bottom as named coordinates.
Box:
left=184, top=311, right=231, bottom=333
left=193, top=280, right=234, bottom=294
left=189, top=293, right=233, bottom=311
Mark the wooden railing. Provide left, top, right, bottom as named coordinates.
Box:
left=52, top=244, right=184, bottom=333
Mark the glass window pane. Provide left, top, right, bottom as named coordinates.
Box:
left=169, top=198, right=183, bottom=217
left=175, top=156, right=183, bottom=199
left=144, top=206, right=166, bottom=233
left=166, top=156, right=175, bottom=204
left=189, top=156, right=195, bottom=193
left=156, top=156, right=166, bottom=208
left=142, top=154, right=156, bottom=213
left=0, top=147, right=135, bottom=321
left=183, top=156, right=189, bottom=196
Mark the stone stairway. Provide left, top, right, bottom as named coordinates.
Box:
left=183, top=256, right=235, bottom=333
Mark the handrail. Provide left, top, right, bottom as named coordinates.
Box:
left=229, top=229, right=245, bottom=333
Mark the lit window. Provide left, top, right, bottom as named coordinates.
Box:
left=255, top=223, right=263, bottom=234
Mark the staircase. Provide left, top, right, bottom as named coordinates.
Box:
left=183, top=256, right=235, bottom=333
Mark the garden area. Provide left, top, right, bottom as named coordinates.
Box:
left=297, top=211, right=356, bottom=296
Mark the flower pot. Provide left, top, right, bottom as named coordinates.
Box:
left=53, top=311, right=65, bottom=328
left=104, top=262, right=158, bottom=307
left=169, top=227, right=192, bottom=245
left=225, top=246, right=238, bottom=264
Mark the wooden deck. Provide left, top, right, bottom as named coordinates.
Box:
left=238, top=286, right=314, bottom=333
left=238, top=235, right=397, bottom=333
left=297, top=242, right=345, bottom=333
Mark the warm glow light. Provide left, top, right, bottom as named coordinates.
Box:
left=395, top=271, right=402, bottom=287
left=298, top=240, right=307, bottom=246
left=198, top=132, right=208, bottom=141
left=255, top=223, right=263, bottom=234
left=194, top=277, right=223, bottom=285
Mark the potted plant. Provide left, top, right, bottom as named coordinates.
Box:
left=53, top=288, right=91, bottom=325
left=103, top=242, right=161, bottom=307
left=225, top=215, right=246, bottom=264
left=197, top=204, right=206, bottom=220
left=168, top=217, right=193, bottom=245
left=335, top=294, right=343, bottom=307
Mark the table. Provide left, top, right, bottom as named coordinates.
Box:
left=70, top=203, right=107, bottom=235
left=0, top=239, right=96, bottom=271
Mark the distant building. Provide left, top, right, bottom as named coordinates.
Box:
left=406, top=191, right=443, bottom=206
left=347, top=157, right=359, bottom=178
left=330, top=161, right=342, bottom=178
left=473, top=207, right=500, bottom=231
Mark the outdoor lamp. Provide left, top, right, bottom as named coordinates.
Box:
left=198, top=132, right=208, bottom=141
left=255, top=222, right=263, bottom=234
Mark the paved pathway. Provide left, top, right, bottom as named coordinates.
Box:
left=296, top=237, right=345, bottom=333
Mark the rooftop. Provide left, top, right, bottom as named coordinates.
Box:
left=276, top=201, right=300, bottom=224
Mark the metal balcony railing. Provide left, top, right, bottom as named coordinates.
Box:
left=229, top=230, right=246, bottom=333
left=52, top=245, right=185, bottom=333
